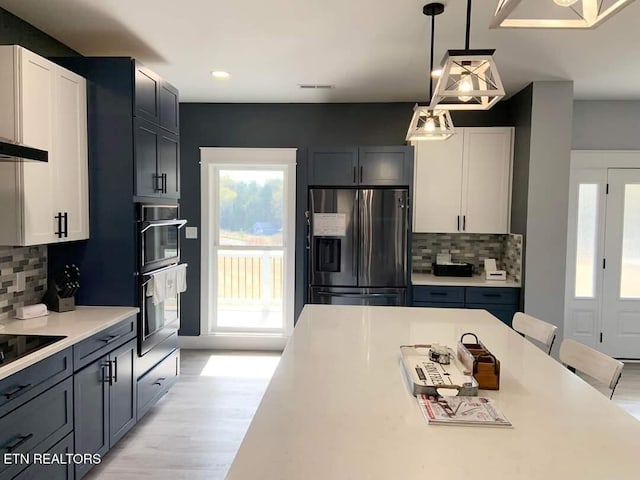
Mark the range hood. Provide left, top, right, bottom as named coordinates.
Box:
left=0, top=141, right=48, bottom=162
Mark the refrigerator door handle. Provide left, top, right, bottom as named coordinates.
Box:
left=353, top=190, right=358, bottom=276
left=317, top=291, right=400, bottom=298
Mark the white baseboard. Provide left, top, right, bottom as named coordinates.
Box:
left=179, top=333, right=288, bottom=351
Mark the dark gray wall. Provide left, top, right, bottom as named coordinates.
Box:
left=573, top=101, right=640, bottom=150
left=179, top=103, right=513, bottom=335
left=0, top=7, right=78, bottom=56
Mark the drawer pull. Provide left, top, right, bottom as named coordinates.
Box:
left=152, top=377, right=167, bottom=386
left=3, top=433, right=34, bottom=453
left=100, top=334, right=120, bottom=344
left=430, top=292, right=448, bottom=296
left=2, top=384, right=32, bottom=400
left=482, top=293, right=502, bottom=298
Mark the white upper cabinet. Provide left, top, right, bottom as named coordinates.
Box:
left=413, top=127, right=514, bottom=234
left=0, top=46, right=88, bottom=246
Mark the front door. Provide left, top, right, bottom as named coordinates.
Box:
left=601, top=169, right=640, bottom=357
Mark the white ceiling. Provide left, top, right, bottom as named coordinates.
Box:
left=1, top=0, right=639, bottom=102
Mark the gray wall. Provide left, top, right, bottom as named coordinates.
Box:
left=178, top=103, right=513, bottom=335
left=509, top=85, right=533, bottom=237
left=524, top=82, right=574, bottom=345
left=573, top=101, right=640, bottom=150
left=0, top=7, right=78, bottom=56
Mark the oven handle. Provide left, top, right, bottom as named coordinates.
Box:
left=140, top=219, right=187, bottom=233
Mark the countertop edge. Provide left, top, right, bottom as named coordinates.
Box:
left=411, top=273, right=521, bottom=288
left=0, top=306, right=139, bottom=381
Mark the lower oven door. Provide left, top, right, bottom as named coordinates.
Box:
left=139, top=290, right=180, bottom=357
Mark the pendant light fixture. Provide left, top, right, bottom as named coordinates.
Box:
left=406, top=3, right=455, bottom=142
left=430, top=0, right=505, bottom=111
left=491, top=0, right=635, bottom=29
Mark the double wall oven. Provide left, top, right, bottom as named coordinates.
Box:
left=138, top=204, right=187, bottom=356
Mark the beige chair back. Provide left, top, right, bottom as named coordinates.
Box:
left=512, top=312, right=558, bottom=354
left=559, top=338, right=624, bottom=399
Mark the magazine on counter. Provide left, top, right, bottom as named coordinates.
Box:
left=417, top=394, right=513, bottom=428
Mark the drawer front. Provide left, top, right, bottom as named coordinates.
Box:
left=12, top=432, right=74, bottom=480
left=466, top=304, right=519, bottom=327
left=74, top=316, right=136, bottom=371
left=412, top=286, right=465, bottom=304
left=137, top=349, right=179, bottom=420
left=465, top=287, right=520, bottom=305
left=136, top=331, right=178, bottom=379
left=0, top=377, right=73, bottom=480
left=413, top=301, right=465, bottom=308
left=0, top=348, right=72, bottom=417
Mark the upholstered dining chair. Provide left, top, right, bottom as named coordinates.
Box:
left=559, top=338, right=624, bottom=399
left=512, top=312, right=558, bottom=355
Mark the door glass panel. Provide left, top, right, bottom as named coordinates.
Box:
left=215, top=168, right=285, bottom=330
left=217, top=250, right=283, bottom=329
left=620, top=184, right=640, bottom=298
left=219, top=170, right=283, bottom=246
left=575, top=184, right=598, bottom=298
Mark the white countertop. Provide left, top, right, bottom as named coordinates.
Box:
left=0, top=306, right=139, bottom=381
left=227, top=304, right=640, bottom=480
left=412, top=272, right=521, bottom=287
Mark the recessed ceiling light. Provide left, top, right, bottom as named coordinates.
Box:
left=211, top=71, right=230, bottom=79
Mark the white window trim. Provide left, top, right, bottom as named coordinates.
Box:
left=199, top=148, right=297, bottom=349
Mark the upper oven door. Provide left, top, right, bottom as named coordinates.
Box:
left=139, top=204, right=187, bottom=272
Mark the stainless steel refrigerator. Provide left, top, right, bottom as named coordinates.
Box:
left=308, top=188, right=408, bottom=306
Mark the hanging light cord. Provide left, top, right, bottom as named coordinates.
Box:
left=465, top=0, right=472, bottom=50
left=429, top=13, right=435, bottom=98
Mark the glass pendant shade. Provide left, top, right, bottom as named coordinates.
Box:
left=429, top=50, right=505, bottom=111
left=406, top=104, right=455, bottom=141
left=491, top=0, right=635, bottom=29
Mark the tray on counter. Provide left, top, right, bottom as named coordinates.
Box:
left=400, top=345, right=479, bottom=396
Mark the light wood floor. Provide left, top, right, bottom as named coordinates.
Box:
left=87, top=351, right=640, bottom=480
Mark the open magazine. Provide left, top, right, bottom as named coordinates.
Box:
left=417, top=394, right=512, bottom=428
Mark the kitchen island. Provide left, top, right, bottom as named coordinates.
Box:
left=227, top=305, right=640, bottom=480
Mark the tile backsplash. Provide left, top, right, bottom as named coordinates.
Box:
left=412, top=233, right=522, bottom=283
left=0, top=246, right=47, bottom=320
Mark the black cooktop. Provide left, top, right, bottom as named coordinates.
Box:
left=0, top=334, right=66, bottom=367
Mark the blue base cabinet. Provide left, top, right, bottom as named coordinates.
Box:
left=412, top=285, right=520, bottom=327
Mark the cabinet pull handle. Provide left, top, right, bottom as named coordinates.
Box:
left=101, top=361, right=112, bottom=384
left=100, top=334, right=120, bottom=344
left=463, top=215, right=466, bottom=231
left=63, top=212, right=69, bottom=238
left=108, top=360, right=114, bottom=386
left=482, top=293, right=502, bottom=298
left=113, top=357, right=118, bottom=383
left=353, top=166, right=356, bottom=183
left=153, top=174, right=163, bottom=192
left=2, top=384, right=32, bottom=400
left=359, top=165, right=363, bottom=183
left=55, top=212, right=63, bottom=238
left=457, top=216, right=460, bottom=231
left=163, top=173, right=168, bottom=193
left=152, top=377, right=167, bottom=386
left=430, top=292, right=448, bottom=296
left=3, top=433, right=34, bottom=453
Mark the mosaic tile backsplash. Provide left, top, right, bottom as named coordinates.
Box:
left=412, top=233, right=522, bottom=283
left=0, top=246, right=47, bottom=320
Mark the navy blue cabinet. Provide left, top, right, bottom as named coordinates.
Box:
left=308, top=146, right=413, bottom=186
left=0, top=378, right=73, bottom=480
left=74, top=338, right=136, bottom=480
left=412, top=285, right=520, bottom=326
left=134, top=118, right=180, bottom=199
left=52, top=56, right=180, bottom=202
